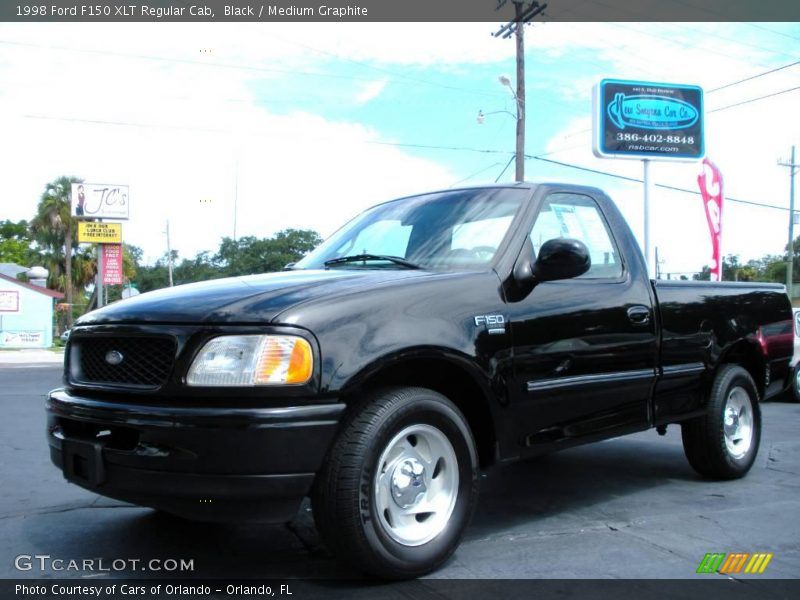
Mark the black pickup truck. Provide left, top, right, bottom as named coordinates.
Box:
left=48, top=183, right=792, bottom=578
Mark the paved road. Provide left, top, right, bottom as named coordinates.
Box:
left=1, top=365, right=798, bottom=584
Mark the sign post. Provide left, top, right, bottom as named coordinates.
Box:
left=643, top=159, right=653, bottom=275
left=71, top=182, right=129, bottom=309
left=96, top=232, right=104, bottom=309
left=593, top=79, right=705, bottom=278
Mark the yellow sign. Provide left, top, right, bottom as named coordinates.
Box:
left=78, top=222, right=122, bottom=244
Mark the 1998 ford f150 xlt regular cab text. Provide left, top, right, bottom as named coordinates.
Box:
left=47, top=183, right=792, bottom=578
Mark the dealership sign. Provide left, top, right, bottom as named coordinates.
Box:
left=698, top=159, right=724, bottom=282
left=71, top=183, right=129, bottom=220
left=593, top=79, right=704, bottom=160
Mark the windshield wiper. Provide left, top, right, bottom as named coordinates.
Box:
left=324, top=254, right=421, bottom=269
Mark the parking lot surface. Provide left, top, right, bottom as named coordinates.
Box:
left=1, top=365, right=799, bottom=583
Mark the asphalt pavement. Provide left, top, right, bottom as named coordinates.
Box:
left=1, top=364, right=798, bottom=586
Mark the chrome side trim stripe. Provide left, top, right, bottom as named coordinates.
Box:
left=527, top=368, right=655, bottom=392
left=661, top=362, right=706, bottom=377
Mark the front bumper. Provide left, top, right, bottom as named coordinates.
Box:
left=46, top=389, right=345, bottom=522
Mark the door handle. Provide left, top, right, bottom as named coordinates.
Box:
left=627, top=305, right=651, bottom=325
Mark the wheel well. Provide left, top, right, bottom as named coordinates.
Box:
left=345, top=358, right=497, bottom=468
left=718, top=340, right=766, bottom=398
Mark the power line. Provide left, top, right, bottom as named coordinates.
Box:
left=707, top=60, right=800, bottom=93
left=708, top=85, right=800, bottom=113
left=19, top=110, right=794, bottom=214
left=744, top=23, right=800, bottom=44
left=584, top=0, right=800, bottom=61
left=21, top=112, right=516, bottom=156
left=668, top=22, right=800, bottom=62
left=0, top=39, right=504, bottom=99
left=0, top=39, right=371, bottom=83
left=263, top=32, right=505, bottom=100
left=530, top=156, right=790, bottom=211
left=447, top=162, right=504, bottom=188
left=526, top=58, right=800, bottom=156
left=495, top=155, right=516, bottom=182
left=601, top=20, right=795, bottom=72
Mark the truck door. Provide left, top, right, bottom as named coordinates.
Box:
left=507, top=191, right=657, bottom=450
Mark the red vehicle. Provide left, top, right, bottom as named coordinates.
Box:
left=756, top=319, right=794, bottom=364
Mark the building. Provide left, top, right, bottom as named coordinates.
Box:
left=0, top=272, right=64, bottom=348
left=0, top=263, right=28, bottom=279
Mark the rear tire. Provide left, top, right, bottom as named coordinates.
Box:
left=312, top=386, right=479, bottom=579
left=791, top=365, right=800, bottom=403
left=681, top=365, right=761, bottom=480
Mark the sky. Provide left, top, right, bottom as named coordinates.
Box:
left=0, top=21, right=799, bottom=276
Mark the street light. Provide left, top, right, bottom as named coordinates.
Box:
left=476, top=109, right=517, bottom=124
left=477, top=75, right=525, bottom=182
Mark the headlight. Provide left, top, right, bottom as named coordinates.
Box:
left=186, top=335, right=313, bottom=386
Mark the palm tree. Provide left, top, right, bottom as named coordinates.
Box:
left=30, top=176, right=83, bottom=327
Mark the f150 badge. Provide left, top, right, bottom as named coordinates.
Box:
left=474, top=314, right=506, bottom=335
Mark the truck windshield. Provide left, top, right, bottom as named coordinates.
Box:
left=294, top=187, right=527, bottom=271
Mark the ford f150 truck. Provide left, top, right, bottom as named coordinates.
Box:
left=47, top=183, right=792, bottom=578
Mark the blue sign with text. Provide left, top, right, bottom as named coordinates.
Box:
left=594, top=79, right=704, bottom=160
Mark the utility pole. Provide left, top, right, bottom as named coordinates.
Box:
left=514, top=1, right=525, bottom=182
left=165, top=220, right=174, bottom=287
left=493, top=1, right=547, bottom=183
left=780, top=145, right=798, bottom=296
left=233, top=156, right=239, bottom=241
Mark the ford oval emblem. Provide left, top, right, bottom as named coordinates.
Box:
left=105, top=350, right=124, bottom=366
left=607, top=92, right=698, bottom=131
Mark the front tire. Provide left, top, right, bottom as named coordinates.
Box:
left=312, top=387, right=479, bottom=579
left=681, top=365, right=761, bottom=480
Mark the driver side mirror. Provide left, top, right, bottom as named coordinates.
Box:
left=532, top=238, right=591, bottom=282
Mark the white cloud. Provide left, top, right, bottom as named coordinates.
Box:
left=1, top=20, right=798, bottom=277
left=354, top=79, right=387, bottom=105
left=539, top=76, right=800, bottom=275
left=0, top=23, right=459, bottom=264
left=524, top=22, right=800, bottom=275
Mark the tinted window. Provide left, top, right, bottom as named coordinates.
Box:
left=296, top=188, right=527, bottom=271
left=530, top=193, right=622, bottom=279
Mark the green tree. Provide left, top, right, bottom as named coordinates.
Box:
left=694, top=254, right=761, bottom=282
left=174, top=251, right=221, bottom=285
left=29, top=176, right=83, bottom=326
left=748, top=238, right=800, bottom=286
left=132, top=229, right=321, bottom=294
left=0, top=219, right=40, bottom=265
left=135, top=250, right=175, bottom=293
left=215, top=229, right=322, bottom=276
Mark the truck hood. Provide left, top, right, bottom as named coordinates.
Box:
left=77, top=269, right=435, bottom=325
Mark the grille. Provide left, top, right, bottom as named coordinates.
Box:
left=72, top=336, right=177, bottom=388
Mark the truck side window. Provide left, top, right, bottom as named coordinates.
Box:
left=451, top=215, right=514, bottom=260
left=530, top=193, right=623, bottom=279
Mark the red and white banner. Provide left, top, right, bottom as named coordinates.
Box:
left=697, top=158, right=724, bottom=281
left=102, top=244, right=124, bottom=285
